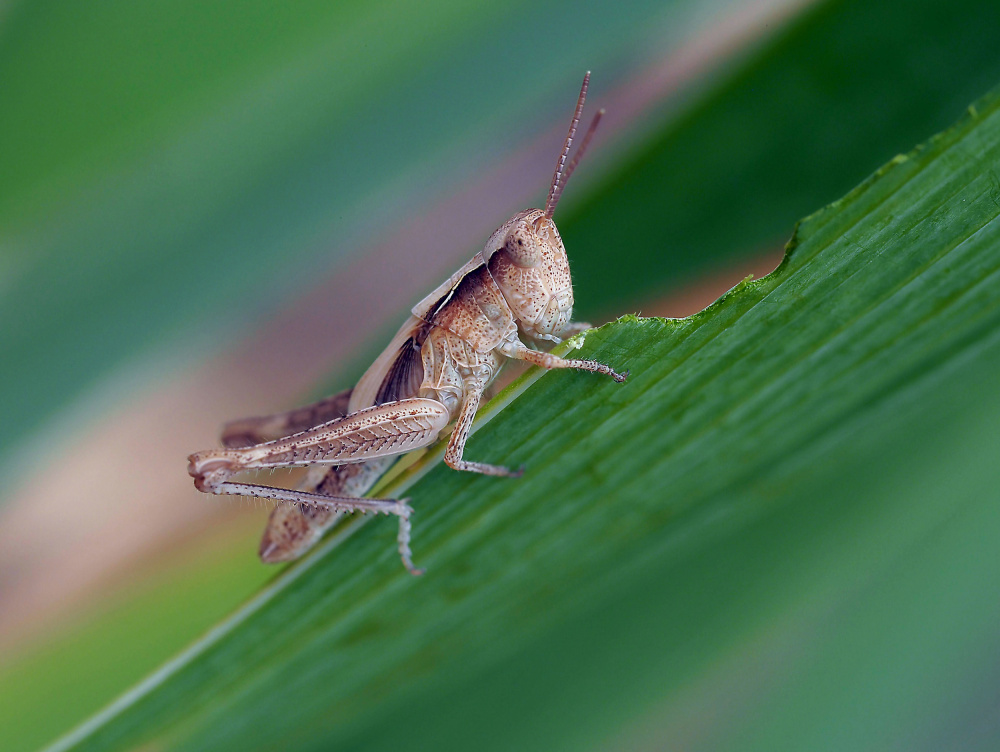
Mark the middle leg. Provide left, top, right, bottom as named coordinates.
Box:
left=443, top=383, right=523, bottom=478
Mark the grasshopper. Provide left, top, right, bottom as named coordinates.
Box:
left=187, top=72, right=627, bottom=574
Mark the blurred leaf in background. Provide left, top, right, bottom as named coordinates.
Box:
left=1, top=0, right=1000, bottom=749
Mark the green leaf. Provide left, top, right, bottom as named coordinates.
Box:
left=48, top=81, right=1000, bottom=751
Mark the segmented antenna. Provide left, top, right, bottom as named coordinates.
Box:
left=561, top=107, right=603, bottom=197
left=545, top=72, right=603, bottom=219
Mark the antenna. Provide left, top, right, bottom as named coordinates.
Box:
left=544, top=72, right=603, bottom=219
left=560, top=108, right=603, bottom=199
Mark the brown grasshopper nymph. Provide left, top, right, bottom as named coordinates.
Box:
left=187, top=72, right=627, bottom=574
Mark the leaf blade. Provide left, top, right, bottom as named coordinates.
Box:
left=51, top=84, right=1000, bottom=752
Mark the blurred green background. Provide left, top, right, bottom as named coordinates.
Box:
left=1, top=0, right=999, bottom=749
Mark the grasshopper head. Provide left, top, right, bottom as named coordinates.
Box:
left=488, top=73, right=603, bottom=341
left=488, top=209, right=573, bottom=340
left=498, top=210, right=562, bottom=268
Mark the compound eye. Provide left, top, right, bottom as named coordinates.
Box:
left=503, top=227, right=541, bottom=267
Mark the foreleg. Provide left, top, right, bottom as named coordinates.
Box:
left=499, top=339, right=628, bottom=382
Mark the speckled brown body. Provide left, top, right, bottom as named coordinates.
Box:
left=186, top=73, right=627, bottom=573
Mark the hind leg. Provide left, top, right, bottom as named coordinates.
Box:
left=216, top=387, right=365, bottom=562
left=190, top=397, right=451, bottom=574
left=220, top=388, right=353, bottom=448
left=259, top=457, right=392, bottom=564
